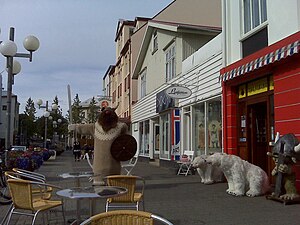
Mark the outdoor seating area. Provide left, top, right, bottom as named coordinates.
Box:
left=2, top=150, right=300, bottom=225
left=1, top=152, right=169, bottom=225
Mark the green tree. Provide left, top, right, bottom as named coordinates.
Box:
left=19, top=97, right=37, bottom=145
left=24, top=97, right=36, bottom=120
left=52, top=95, right=62, bottom=116
left=87, top=97, right=98, bottom=123
left=71, top=94, right=84, bottom=124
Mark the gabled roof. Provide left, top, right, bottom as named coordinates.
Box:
left=115, top=19, right=135, bottom=42
left=80, top=96, right=102, bottom=107
left=132, top=20, right=221, bottom=79
left=103, top=65, right=115, bottom=80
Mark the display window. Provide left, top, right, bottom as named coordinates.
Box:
left=139, top=120, right=149, bottom=156
left=160, top=113, right=171, bottom=159
left=193, top=97, right=222, bottom=155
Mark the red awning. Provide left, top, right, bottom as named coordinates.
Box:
left=220, top=32, right=300, bottom=82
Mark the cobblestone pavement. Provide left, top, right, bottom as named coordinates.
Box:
left=1, top=150, right=299, bottom=225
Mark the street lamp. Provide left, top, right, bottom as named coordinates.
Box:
left=36, top=99, right=58, bottom=148
left=0, top=27, right=39, bottom=149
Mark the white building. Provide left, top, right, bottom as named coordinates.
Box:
left=131, top=19, right=221, bottom=164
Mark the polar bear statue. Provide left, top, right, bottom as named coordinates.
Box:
left=191, top=155, right=224, bottom=184
left=206, top=153, right=270, bottom=197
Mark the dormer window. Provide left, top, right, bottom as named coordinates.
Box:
left=243, top=0, right=267, bottom=34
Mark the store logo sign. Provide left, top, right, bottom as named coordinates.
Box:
left=165, top=85, right=192, bottom=99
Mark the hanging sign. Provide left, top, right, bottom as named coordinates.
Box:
left=165, top=85, right=192, bottom=99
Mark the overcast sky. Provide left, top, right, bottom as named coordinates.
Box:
left=0, top=0, right=172, bottom=116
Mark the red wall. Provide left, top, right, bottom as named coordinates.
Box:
left=273, top=55, right=300, bottom=190
left=222, top=84, right=238, bottom=155
left=273, top=56, right=300, bottom=138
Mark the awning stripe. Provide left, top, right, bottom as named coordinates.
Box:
left=220, top=40, right=299, bottom=82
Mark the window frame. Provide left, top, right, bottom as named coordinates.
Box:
left=152, top=30, right=158, bottom=53
left=243, top=0, right=267, bottom=35
left=165, top=43, right=176, bottom=82
left=140, top=69, right=147, bottom=98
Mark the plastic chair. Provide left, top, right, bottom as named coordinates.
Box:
left=177, top=150, right=194, bottom=176
left=5, top=179, right=65, bottom=225
left=85, top=153, right=93, bottom=169
left=79, top=210, right=174, bottom=225
left=105, top=175, right=145, bottom=212
left=121, top=156, right=138, bottom=175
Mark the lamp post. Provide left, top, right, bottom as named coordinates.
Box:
left=36, top=99, right=58, bottom=148
left=0, top=27, right=39, bottom=149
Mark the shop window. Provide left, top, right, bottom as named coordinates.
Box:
left=194, top=103, right=205, bottom=155
left=182, top=107, right=191, bottom=152
left=192, top=98, right=222, bottom=155
left=139, top=121, right=149, bottom=156
left=207, top=99, right=222, bottom=153
left=160, top=113, right=171, bottom=159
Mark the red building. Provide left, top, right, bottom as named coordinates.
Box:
left=220, top=31, right=300, bottom=188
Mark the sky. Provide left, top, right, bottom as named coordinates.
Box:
left=0, top=0, right=172, bottom=116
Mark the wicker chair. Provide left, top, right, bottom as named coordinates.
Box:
left=105, top=175, right=145, bottom=212
left=79, top=210, right=174, bottom=225
left=5, top=171, right=52, bottom=200
left=12, top=168, right=47, bottom=181
left=5, top=179, right=65, bottom=225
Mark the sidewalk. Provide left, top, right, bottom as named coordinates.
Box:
left=1, top=150, right=299, bottom=225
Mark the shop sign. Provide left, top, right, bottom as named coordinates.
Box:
left=238, top=85, right=246, bottom=99
left=269, top=76, right=274, bottom=90
left=165, top=85, right=192, bottom=99
left=238, top=76, right=274, bottom=99
left=156, top=90, right=174, bottom=113
left=247, top=78, right=268, bottom=96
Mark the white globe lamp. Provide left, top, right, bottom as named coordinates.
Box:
left=0, top=40, right=17, bottom=57
left=23, top=35, right=40, bottom=52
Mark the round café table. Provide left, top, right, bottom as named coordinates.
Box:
left=56, top=186, right=127, bottom=225
left=58, top=171, right=94, bottom=187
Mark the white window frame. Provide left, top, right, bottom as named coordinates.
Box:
left=160, top=113, right=171, bottom=159
left=165, top=44, right=176, bottom=82
left=139, top=120, right=150, bottom=156
left=243, top=0, right=267, bottom=34
left=140, top=69, right=146, bottom=98
left=153, top=30, right=158, bottom=53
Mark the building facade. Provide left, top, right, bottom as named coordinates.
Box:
left=131, top=18, right=221, bottom=163
left=0, top=90, right=19, bottom=148
left=178, top=35, right=223, bottom=158
left=220, top=0, right=300, bottom=187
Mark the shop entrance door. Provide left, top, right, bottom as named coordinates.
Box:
left=247, top=101, right=268, bottom=172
